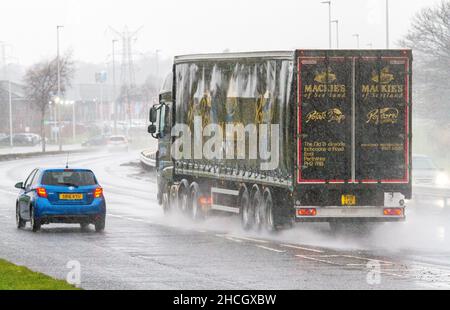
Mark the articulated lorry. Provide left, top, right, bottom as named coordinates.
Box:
left=148, top=50, right=412, bottom=231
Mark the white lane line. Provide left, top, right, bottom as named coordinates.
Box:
left=108, top=213, right=153, bottom=224
left=280, top=244, right=324, bottom=254
left=296, top=255, right=341, bottom=265
left=226, top=235, right=269, bottom=244
left=318, top=254, right=395, bottom=265
left=225, top=237, right=243, bottom=243
left=215, top=234, right=243, bottom=243
left=256, top=245, right=286, bottom=253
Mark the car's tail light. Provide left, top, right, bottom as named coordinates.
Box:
left=94, top=187, right=103, bottom=198
left=36, top=187, right=48, bottom=198
left=297, top=208, right=317, bottom=216
left=384, top=208, right=403, bottom=216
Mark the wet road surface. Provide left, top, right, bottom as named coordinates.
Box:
left=0, top=151, right=449, bottom=289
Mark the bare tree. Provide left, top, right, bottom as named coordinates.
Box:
left=399, top=1, right=450, bottom=122
left=24, top=53, right=74, bottom=152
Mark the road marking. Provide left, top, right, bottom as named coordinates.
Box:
left=280, top=244, right=324, bottom=253
left=215, top=234, right=244, bottom=243
left=225, top=237, right=243, bottom=243
left=318, top=254, right=395, bottom=265
left=226, top=235, right=269, bottom=244
left=256, top=245, right=286, bottom=253
left=296, top=255, right=341, bottom=265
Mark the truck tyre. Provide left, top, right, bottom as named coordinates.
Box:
left=240, top=187, right=253, bottom=230
left=169, top=185, right=179, bottom=211
left=263, top=188, right=278, bottom=232
left=251, top=186, right=263, bottom=231
left=190, top=182, right=204, bottom=221
left=178, top=179, right=190, bottom=214
left=162, top=184, right=171, bottom=214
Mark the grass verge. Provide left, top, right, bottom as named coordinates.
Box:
left=0, top=259, right=80, bottom=290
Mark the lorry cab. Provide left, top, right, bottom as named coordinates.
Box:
left=149, top=73, right=174, bottom=205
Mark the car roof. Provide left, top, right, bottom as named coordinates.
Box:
left=39, top=168, right=94, bottom=173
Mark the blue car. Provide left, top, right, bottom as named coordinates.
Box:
left=15, top=168, right=106, bottom=232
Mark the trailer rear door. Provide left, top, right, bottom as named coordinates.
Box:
left=297, top=50, right=411, bottom=185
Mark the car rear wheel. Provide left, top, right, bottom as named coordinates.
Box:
left=30, top=207, right=41, bottom=232
left=16, top=205, right=26, bottom=229
left=95, top=215, right=106, bottom=233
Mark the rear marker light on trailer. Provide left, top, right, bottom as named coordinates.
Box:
left=198, top=196, right=212, bottom=206
left=36, top=187, right=48, bottom=198
left=383, top=208, right=403, bottom=216
left=297, top=208, right=317, bottom=217
left=94, top=187, right=103, bottom=198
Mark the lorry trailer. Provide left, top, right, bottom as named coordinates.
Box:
left=148, top=49, right=412, bottom=231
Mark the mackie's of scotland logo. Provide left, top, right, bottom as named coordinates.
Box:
left=366, top=108, right=399, bottom=125
left=303, top=67, right=346, bottom=99
left=306, top=108, right=346, bottom=124
left=314, top=68, right=337, bottom=84
left=362, top=66, right=404, bottom=99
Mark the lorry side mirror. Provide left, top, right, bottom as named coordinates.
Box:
left=149, top=107, right=158, bottom=123
left=15, top=182, right=24, bottom=189
left=148, top=125, right=157, bottom=135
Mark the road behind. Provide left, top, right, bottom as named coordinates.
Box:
left=0, top=151, right=449, bottom=289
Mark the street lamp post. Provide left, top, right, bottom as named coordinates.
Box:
left=57, top=25, right=64, bottom=151
left=72, top=101, right=76, bottom=141
left=353, top=33, right=360, bottom=49
left=8, top=77, right=12, bottom=148
left=331, top=19, right=339, bottom=49
left=386, top=0, right=390, bottom=49
left=321, top=1, right=332, bottom=49
left=112, top=39, right=118, bottom=135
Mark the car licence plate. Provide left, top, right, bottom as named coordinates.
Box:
left=341, top=195, right=356, bottom=206
left=59, top=194, right=83, bottom=200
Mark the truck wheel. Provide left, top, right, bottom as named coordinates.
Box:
left=169, top=185, right=179, bottom=211
left=162, top=184, right=171, bottom=214
left=240, top=187, right=253, bottom=230
left=264, top=188, right=277, bottom=232
left=190, top=183, right=204, bottom=221
left=178, top=180, right=190, bottom=214
left=252, top=186, right=263, bottom=231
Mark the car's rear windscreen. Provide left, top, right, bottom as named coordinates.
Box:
left=41, top=171, right=97, bottom=187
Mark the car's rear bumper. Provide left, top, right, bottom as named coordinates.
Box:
left=39, top=214, right=104, bottom=224
left=34, top=198, right=106, bottom=219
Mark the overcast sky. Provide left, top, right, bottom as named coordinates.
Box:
left=0, top=0, right=442, bottom=66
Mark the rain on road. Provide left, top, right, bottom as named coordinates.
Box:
left=0, top=151, right=449, bottom=289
